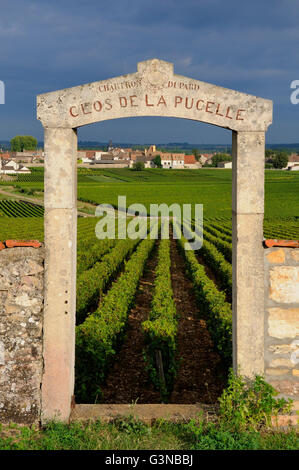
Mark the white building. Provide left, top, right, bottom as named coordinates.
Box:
left=288, top=164, right=299, bottom=171
left=217, top=161, right=232, bottom=169
left=161, top=154, right=185, bottom=169
left=82, top=157, right=94, bottom=164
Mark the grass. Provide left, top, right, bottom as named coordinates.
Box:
left=0, top=418, right=298, bottom=450
left=76, top=169, right=299, bottom=220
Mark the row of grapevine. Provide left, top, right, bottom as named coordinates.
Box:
left=184, top=222, right=232, bottom=294
left=77, top=238, right=116, bottom=276
left=209, top=220, right=299, bottom=241
left=76, top=237, right=142, bottom=324
left=16, top=173, right=44, bottom=183
left=203, top=229, right=232, bottom=263
left=142, top=237, right=178, bottom=399
left=205, top=224, right=232, bottom=243
left=176, top=232, right=232, bottom=366
left=0, top=200, right=44, bottom=217
left=75, top=226, right=158, bottom=403
left=201, top=238, right=232, bottom=294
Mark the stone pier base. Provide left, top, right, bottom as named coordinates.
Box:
left=264, top=246, right=299, bottom=414
left=0, top=246, right=44, bottom=425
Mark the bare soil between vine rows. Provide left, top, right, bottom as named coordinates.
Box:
left=169, top=237, right=226, bottom=404
left=100, top=241, right=161, bottom=404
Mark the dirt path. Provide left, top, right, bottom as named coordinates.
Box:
left=169, top=237, right=226, bottom=404
left=100, top=241, right=162, bottom=404
left=0, top=188, right=44, bottom=205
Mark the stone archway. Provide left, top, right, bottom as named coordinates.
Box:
left=37, top=59, right=273, bottom=422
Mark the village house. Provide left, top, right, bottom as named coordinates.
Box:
left=10, top=150, right=44, bottom=159
left=184, top=154, right=201, bottom=169
left=160, top=153, right=185, bottom=169
left=0, top=152, right=11, bottom=161
left=286, top=153, right=299, bottom=170
left=133, top=155, right=156, bottom=168
left=94, top=151, right=110, bottom=160
left=200, top=153, right=215, bottom=165
left=0, top=158, right=31, bottom=175
left=112, top=149, right=130, bottom=160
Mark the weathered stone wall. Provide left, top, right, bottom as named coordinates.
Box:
left=0, top=246, right=44, bottom=424
left=264, top=247, right=299, bottom=412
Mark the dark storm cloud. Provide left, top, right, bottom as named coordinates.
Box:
left=0, top=0, right=298, bottom=143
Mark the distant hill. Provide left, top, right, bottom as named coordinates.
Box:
left=1, top=140, right=299, bottom=155
left=76, top=141, right=299, bottom=155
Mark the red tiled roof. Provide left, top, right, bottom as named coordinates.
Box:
left=184, top=155, right=196, bottom=164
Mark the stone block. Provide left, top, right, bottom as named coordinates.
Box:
left=271, top=415, right=298, bottom=427
left=232, top=132, right=265, bottom=214
left=269, top=344, right=295, bottom=355
left=44, top=128, right=77, bottom=209
left=269, top=358, right=294, bottom=368
left=269, top=266, right=299, bottom=303
left=266, top=368, right=290, bottom=376
left=268, top=308, right=299, bottom=339
left=290, top=250, right=299, bottom=262
left=266, top=249, right=285, bottom=264
left=270, top=380, right=299, bottom=396
left=292, top=369, right=299, bottom=377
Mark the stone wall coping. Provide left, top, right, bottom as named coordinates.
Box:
left=264, top=240, right=299, bottom=248
left=0, top=240, right=43, bottom=250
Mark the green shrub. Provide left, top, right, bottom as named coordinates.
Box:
left=218, top=370, right=293, bottom=431
left=132, top=162, right=145, bottom=171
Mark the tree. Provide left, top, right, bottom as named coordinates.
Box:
left=132, top=161, right=145, bottom=171
left=271, top=152, right=288, bottom=169
left=192, top=148, right=199, bottom=161
left=152, top=155, right=162, bottom=168
left=211, top=153, right=231, bottom=167
left=265, top=148, right=274, bottom=160
left=10, top=135, right=37, bottom=152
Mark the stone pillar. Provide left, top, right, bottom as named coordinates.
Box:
left=232, top=131, right=265, bottom=377
left=42, top=127, right=77, bottom=423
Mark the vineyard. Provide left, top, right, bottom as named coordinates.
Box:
left=74, top=220, right=228, bottom=404
left=0, top=167, right=298, bottom=405
left=0, top=200, right=44, bottom=217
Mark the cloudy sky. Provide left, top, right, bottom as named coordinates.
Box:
left=0, top=0, right=299, bottom=144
